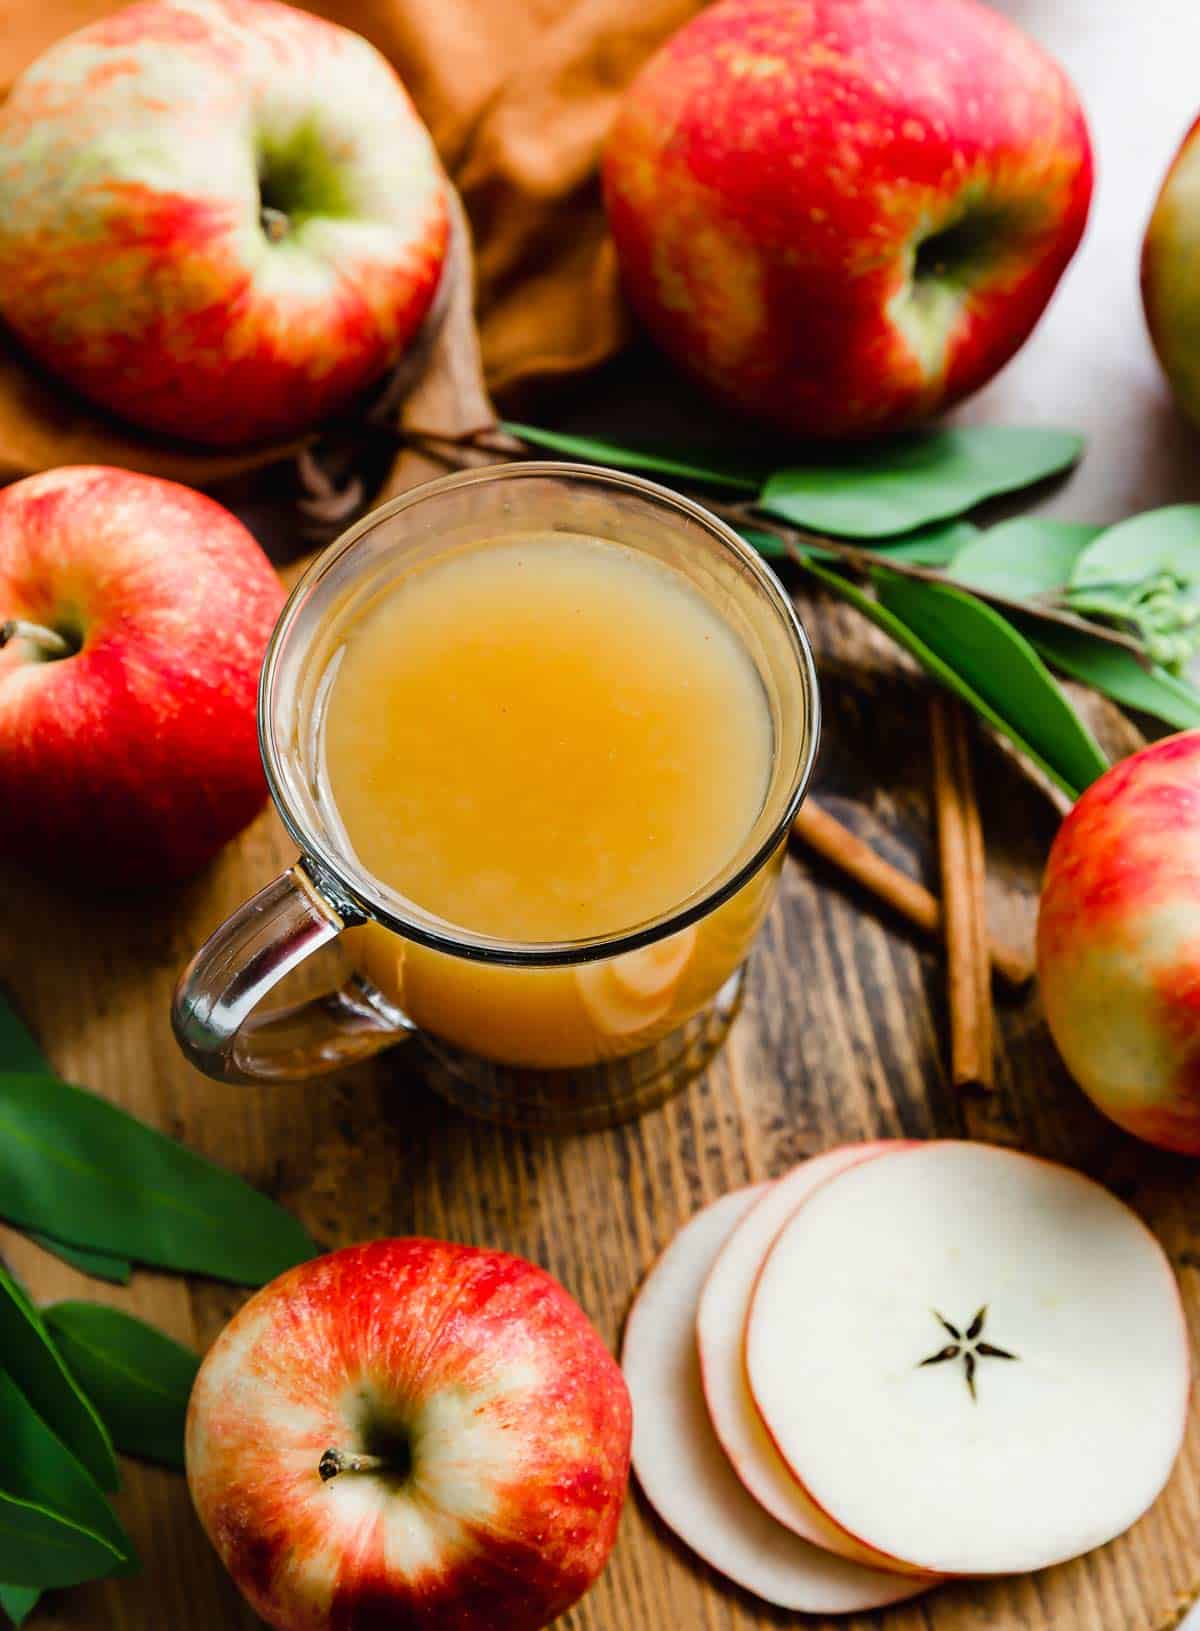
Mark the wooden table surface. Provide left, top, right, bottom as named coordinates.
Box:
left=4, top=2, right=1200, bottom=1629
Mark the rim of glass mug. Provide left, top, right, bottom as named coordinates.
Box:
left=259, top=460, right=821, bottom=969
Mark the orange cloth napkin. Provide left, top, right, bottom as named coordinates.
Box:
left=0, top=0, right=702, bottom=483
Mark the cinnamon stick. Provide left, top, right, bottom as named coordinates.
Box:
left=789, top=802, right=1033, bottom=989
left=955, top=710, right=994, bottom=1084
left=929, top=696, right=995, bottom=1090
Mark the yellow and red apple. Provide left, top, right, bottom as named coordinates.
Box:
left=1039, top=732, right=1200, bottom=1154
left=186, top=1239, right=632, bottom=1631
left=0, top=0, right=448, bottom=446
left=0, top=466, right=283, bottom=885
left=1143, top=115, right=1200, bottom=430
left=603, top=0, right=1093, bottom=438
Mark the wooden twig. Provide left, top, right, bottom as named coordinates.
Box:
left=405, top=428, right=1151, bottom=664
left=790, top=802, right=1033, bottom=989
left=764, top=522, right=1149, bottom=664
left=929, top=696, right=995, bottom=1090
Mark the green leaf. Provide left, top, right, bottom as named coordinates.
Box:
left=874, top=574, right=1109, bottom=796
left=0, top=1369, right=130, bottom=1589
left=799, top=559, right=1075, bottom=792
left=1070, top=505, right=1200, bottom=589
left=0, top=1264, right=117, bottom=1491
left=1021, top=620, right=1200, bottom=730
left=27, top=1236, right=131, bottom=1286
left=1066, top=508, right=1200, bottom=669
left=800, top=559, right=1105, bottom=798
left=0, top=996, right=133, bottom=1285
left=0, top=1483, right=117, bottom=1597
left=43, top=1305, right=198, bottom=1472
left=0, top=1585, right=40, bottom=1626
left=0, top=1073, right=315, bottom=1286
left=760, top=427, right=1084, bottom=538
left=502, top=422, right=765, bottom=492
left=952, top=519, right=1102, bottom=596
left=738, top=527, right=786, bottom=559
left=876, top=520, right=981, bottom=565
left=0, top=997, right=48, bottom=1077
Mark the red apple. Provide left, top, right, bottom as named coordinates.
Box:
left=0, top=466, right=284, bottom=885
left=603, top=0, right=1093, bottom=439
left=1038, top=732, right=1200, bottom=1154
left=186, top=1239, right=632, bottom=1631
left=1143, top=115, right=1200, bottom=430
left=0, top=0, right=448, bottom=447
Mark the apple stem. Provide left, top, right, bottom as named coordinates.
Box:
left=0, top=619, right=72, bottom=659
left=318, top=1449, right=387, bottom=1483
left=261, top=206, right=290, bottom=244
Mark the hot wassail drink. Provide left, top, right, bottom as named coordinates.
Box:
left=321, top=531, right=779, bottom=1067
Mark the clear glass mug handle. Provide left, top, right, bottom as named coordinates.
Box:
left=171, top=860, right=415, bottom=1085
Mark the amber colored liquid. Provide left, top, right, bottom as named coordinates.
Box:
left=322, top=532, right=779, bottom=1068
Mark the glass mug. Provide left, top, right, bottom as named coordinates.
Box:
left=173, top=464, right=820, bottom=1130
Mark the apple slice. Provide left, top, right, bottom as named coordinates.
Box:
left=576, top=926, right=697, bottom=1036
left=746, top=1142, right=1190, bottom=1578
left=622, top=1188, right=933, bottom=1614
left=697, top=1142, right=935, bottom=1577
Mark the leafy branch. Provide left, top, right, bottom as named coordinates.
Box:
left=408, top=421, right=1200, bottom=791
left=697, top=498, right=1149, bottom=663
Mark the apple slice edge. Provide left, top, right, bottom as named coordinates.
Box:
left=743, top=1140, right=1191, bottom=1578
left=697, top=1140, right=938, bottom=1578
left=622, top=1188, right=935, bottom=1614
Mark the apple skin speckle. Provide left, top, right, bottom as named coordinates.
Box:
left=603, top=0, right=1093, bottom=438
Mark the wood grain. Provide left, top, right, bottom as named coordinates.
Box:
left=2, top=568, right=1198, bottom=1631
left=3, top=3, right=1199, bottom=1627
left=790, top=800, right=1034, bottom=988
